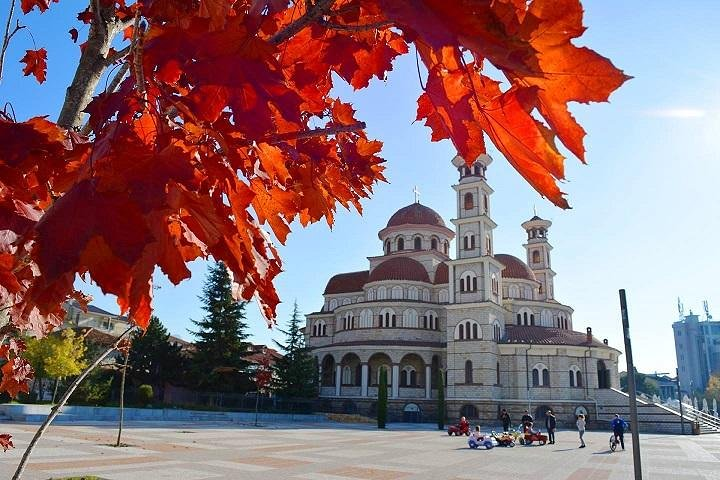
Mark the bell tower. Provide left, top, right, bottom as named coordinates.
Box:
left=521, top=214, right=556, bottom=301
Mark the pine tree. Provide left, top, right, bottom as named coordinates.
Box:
left=127, top=316, right=184, bottom=399
left=437, top=370, right=446, bottom=430
left=377, top=367, right=388, bottom=429
left=190, top=261, right=251, bottom=392
left=273, top=301, right=317, bottom=399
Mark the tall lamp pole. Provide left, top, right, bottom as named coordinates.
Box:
left=619, top=289, right=642, bottom=480
left=524, top=342, right=532, bottom=412
left=676, top=367, right=685, bottom=434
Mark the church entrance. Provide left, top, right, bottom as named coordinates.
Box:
left=403, top=403, right=422, bottom=423
left=597, top=360, right=610, bottom=389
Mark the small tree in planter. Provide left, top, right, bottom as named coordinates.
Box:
left=377, top=367, right=388, bottom=429
left=136, top=385, right=154, bottom=406
left=437, top=370, right=446, bottom=430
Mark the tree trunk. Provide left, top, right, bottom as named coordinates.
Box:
left=56, top=1, right=119, bottom=129
left=115, top=351, right=130, bottom=447
left=11, top=327, right=132, bottom=480
left=51, top=378, right=60, bottom=404
left=254, top=392, right=260, bottom=426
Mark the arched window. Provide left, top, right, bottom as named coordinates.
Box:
left=408, top=286, right=419, bottom=300
left=458, top=323, right=465, bottom=340
left=569, top=370, right=575, bottom=387
left=359, top=309, right=373, bottom=328
left=516, top=314, right=522, bottom=325
left=483, top=194, right=489, bottom=212
left=380, top=309, right=394, bottom=328
left=322, top=322, right=327, bottom=336
left=431, top=237, right=438, bottom=250
left=530, top=314, right=535, bottom=326
left=329, top=299, right=338, bottom=310
left=425, top=311, right=438, bottom=330
left=492, top=321, right=502, bottom=341
left=397, top=237, right=404, bottom=250
left=485, top=234, right=492, bottom=255
left=391, top=286, right=403, bottom=299
left=401, top=366, right=416, bottom=387
left=414, top=236, right=422, bottom=250
left=533, top=363, right=549, bottom=387
left=384, top=240, right=391, bottom=255
left=523, top=312, right=528, bottom=325
left=465, top=360, right=473, bottom=384
left=532, top=250, right=541, bottom=263
left=443, top=241, right=449, bottom=254
left=569, top=366, right=583, bottom=388
left=422, top=289, right=430, bottom=302
left=473, top=164, right=481, bottom=175
left=312, top=324, right=317, bottom=336
left=509, top=285, right=519, bottom=298
left=377, top=286, right=387, bottom=300
left=455, top=319, right=481, bottom=340
left=472, top=323, right=479, bottom=339
left=463, top=234, right=475, bottom=250
left=439, top=290, right=448, bottom=303
left=577, top=371, right=583, bottom=387
left=464, top=192, right=474, bottom=210
left=367, top=288, right=375, bottom=301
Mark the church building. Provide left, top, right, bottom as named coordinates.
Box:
left=306, top=154, right=621, bottom=425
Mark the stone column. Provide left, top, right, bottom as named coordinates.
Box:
left=335, top=364, right=342, bottom=397
left=425, top=365, right=432, bottom=399
left=448, top=264, right=455, bottom=304
left=483, top=262, right=491, bottom=301
left=361, top=364, right=369, bottom=397
left=392, top=364, right=400, bottom=398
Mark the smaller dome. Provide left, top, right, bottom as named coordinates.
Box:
left=434, top=262, right=449, bottom=284
left=495, top=254, right=537, bottom=282
left=386, top=203, right=446, bottom=229
left=368, top=257, right=431, bottom=284
left=324, top=271, right=369, bottom=294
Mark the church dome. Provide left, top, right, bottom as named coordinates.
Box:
left=495, top=254, right=537, bottom=282
left=386, top=203, right=446, bottom=229
left=434, top=262, right=449, bottom=284
left=368, top=257, right=431, bottom=284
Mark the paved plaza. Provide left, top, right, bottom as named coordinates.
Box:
left=0, top=421, right=719, bottom=480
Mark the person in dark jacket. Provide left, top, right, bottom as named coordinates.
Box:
left=610, top=414, right=627, bottom=450
left=545, top=410, right=557, bottom=444
left=500, top=409, right=512, bottom=432
left=521, top=410, right=533, bottom=432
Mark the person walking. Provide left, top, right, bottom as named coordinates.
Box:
left=545, top=410, right=557, bottom=444
left=610, top=414, right=626, bottom=450
left=500, top=409, right=512, bottom=432
left=521, top=410, right=533, bottom=432
left=576, top=413, right=586, bottom=448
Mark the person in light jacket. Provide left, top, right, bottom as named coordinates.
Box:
left=545, top=410, right=557, bottom=444
left=576, top=414, right=586, bottom=448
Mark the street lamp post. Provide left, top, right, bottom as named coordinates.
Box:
left=524, top=342, right=532, bottom=412
left=619, top=289, right=642, bottom=480
left=676, top=368, right=685, bottom=434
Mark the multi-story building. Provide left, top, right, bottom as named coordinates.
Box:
left=305, top=155, right=621, bottom=425
left=673, top=307, right=720, bottom=394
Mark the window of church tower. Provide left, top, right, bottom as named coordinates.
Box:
left=460, top=278, right=465, bottom=292
left=312, top=324, right=317, bottom=336
left=443, top=241, right=449, bottom=254
left=408, top=286, right=419, bottom=301
left=530, top=314, right=535, bottom=326
left=384, top=240, right=390, bottom=255
left=483, top=194, right=489, bottom=212
left=391, top=286, right=403, bottom=299
left=377, top=286, right=387, bottom=300
left=397, top=237, right=404, bottom=250
left=422, top=288, right=430, bottom=302
left=465, top=360, right=473, bottom=384
left=517, top=314, right=522, bottom=325
left=473, top=164, right=481, bottom=175
left=431, top=237, right=438, bottom=250
left=485, top=235, right=492, bottom=255
left=463, top=192, right=474, bottom=210
left=457, top=323, right=464, bottom=340
left=532, top=250, right=541, bottom=264
left=414, top=236, right=422, bottom=250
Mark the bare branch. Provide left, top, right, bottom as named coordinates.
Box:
left=104, top=44, right=130, bottom=66
left=269, top=0, right=336, bottom=45
left=266, top=121, right=366, bottom=144
left=317, top=18, right=392, bottom=32
left=0, top=0, right=20, bottom=84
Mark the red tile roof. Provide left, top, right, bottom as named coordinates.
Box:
left=386, top=203, right=446, bottom=228
left=323, top=270, right=369, bottom=294
left=434, top=262, right=449, bottom=284
left=503, top=325, right=608, bottom=347
left=495, top=253, right=537, bottom=281
left=368, top=256, right=431, bottom=283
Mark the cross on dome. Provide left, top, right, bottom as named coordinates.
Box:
left=413, top=185, right=420, bottom=203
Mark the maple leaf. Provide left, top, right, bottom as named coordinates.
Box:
left=20, top=0, right=57, bottom=14
left=20, top=49, right=47, bottom=84
left=0, top=434, right=12, bottom=452
left=0, top=358, right=33, bottom=398
left=69, top=28, right=79, bottom=43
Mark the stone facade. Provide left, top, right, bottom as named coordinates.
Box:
left=307, top=155, right=621, bottom=427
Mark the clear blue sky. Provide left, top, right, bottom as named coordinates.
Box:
left=2, top=2, right=717, bottom=375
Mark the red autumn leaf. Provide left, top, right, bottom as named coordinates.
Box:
left=0, top=358, right=33, bottom=398
left=0, top=434, right=12, bottom=452
left=20, top=48, right=47, bottom=84
left=77, top=8, right=94, bottom=24
left=69, top=28, right=79, bottom=43
left=20, top=0, right=57, bottom=14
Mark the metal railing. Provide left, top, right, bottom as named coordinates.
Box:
left=662, top=401, right=720, bottom=433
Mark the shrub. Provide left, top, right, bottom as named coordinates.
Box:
left=137, top=384, right=154, bottom=405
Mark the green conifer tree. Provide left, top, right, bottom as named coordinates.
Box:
left=273, top=301, right=318, bottom=398
left=190, top=261, right=251, bottom=392
left=127, top=316, right=184, bottom=398
left=437, top=370, right=446, bottom=430
left=377, top=367, right=388, bottom=429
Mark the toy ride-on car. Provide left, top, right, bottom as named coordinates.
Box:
left=447, top=422, right=470, bottom=436
left=518, top=426, right=548, bottom=446
left=490, top=431, right=516, bottom=447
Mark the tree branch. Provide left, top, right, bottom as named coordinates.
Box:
left=0, top=0, right=23, bottom=84
left=11, top=326, right=134, bottom=480
left=265, top=121, right=366, bottom=144
left=269, top=0, right=336, bottom=45
left=57, top=1, right=120, bottom=129
left=104, top=44, right=130, bottom=66
left=317, top=18, right=392, bottom=32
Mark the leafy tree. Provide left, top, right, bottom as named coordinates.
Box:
left=273, top=301, right=317, bottom=399
left=377, top=367, right=388, bottom=429
left=189, top=262, right=251, bottom=392
left=437, top=370, right=446, bottom=430
left=620, top=369, right=659, bottom=397
left=706, top=374, right=720, bottom=400
left=24, top=330, right=86, bottom=401
left=126, top=316, right=184, bottom=399
left=0, top=0, right=627, bottom=455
